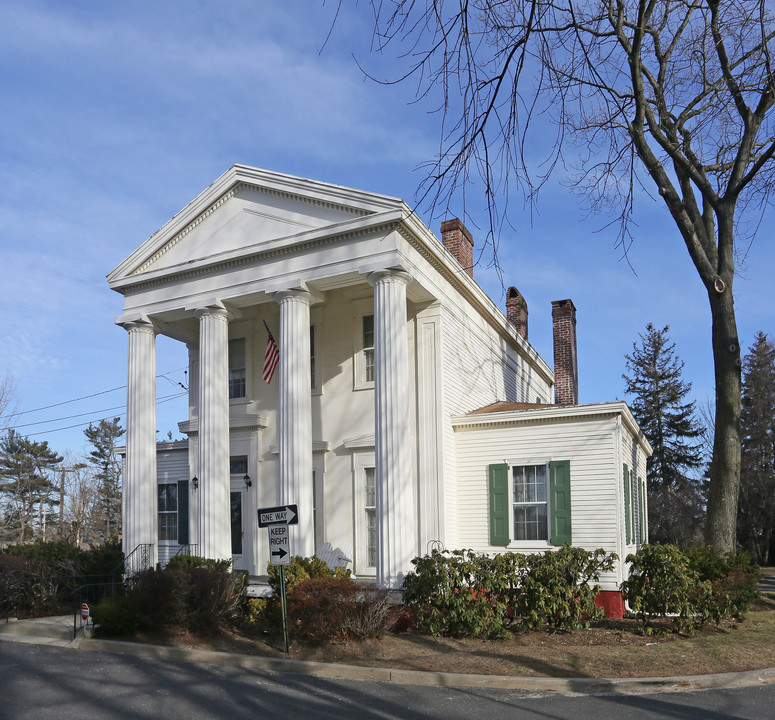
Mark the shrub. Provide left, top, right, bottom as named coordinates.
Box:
left=127, top=561, right=246, bottom=632
left=512, top=547, right=616, bottom=631
left=286, top=576, right=362, bottom=641
left=683, top=546, right=760, bottom=618
left=266, top=555, right=349, bottom=596
left=621, top=544, right=713, bottom=631
left=131, top=568, right=188, bottom=628
left=185, top=565, right=247, bottom=630
left=0, top=554, right=65, bottom=617
left=340, top=589, right=392, bottom=639
left=166, top=555, right=229, bottom=570
left=401, top=549, right=516, bottom=637
left=91, top=594, right=138, bottom=637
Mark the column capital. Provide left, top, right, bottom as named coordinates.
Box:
left=115, top=314, right=156, bottom=334
left=273, top=288, right=313, bottom=306
left=366, top=269, right=413, bottom=288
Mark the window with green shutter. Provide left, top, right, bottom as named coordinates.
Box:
left=488, top=461, right=572, bottom=547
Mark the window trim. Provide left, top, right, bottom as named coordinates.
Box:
left=353, top=452, right=377, bottom=576
left=158, top=482, right=179, bottom=544
left=353, top=313, right=375, bottom=390
left=228, top=335, right=251, bottom=405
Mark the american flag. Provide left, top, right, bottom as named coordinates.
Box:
left=262, top=321, right=279, bottom=384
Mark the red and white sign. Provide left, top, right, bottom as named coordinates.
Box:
left=81, top=603, right=90, bottom=621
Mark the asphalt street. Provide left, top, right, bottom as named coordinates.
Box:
left=1, top=642, right=773, bottom=720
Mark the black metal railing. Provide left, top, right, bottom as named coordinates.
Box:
left=172, top=543, right=198, bottom=559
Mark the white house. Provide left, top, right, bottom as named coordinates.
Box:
left=109, top=165, right=650, bottom=595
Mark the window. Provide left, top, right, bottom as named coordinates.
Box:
left=310, top=325, right=319, bottom=391
left=362, top=314, right=374, bottom=383
left=158, top=483, right=178, bottom=542
left=228, top=338, right=246, bottom=399
left=230, top=456, right=248, bottom=476
left=365, top=466, right=377, bottom=568
left=488, top=461, right=571, bottom=547
left=512, top=465, right=548, bottom=541
left=353, top=452, right=377, bottom=574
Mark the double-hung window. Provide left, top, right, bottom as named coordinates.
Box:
left=228, top=338, right=246, bottom=400
left=158, top=483, right=178, bottom=542
left=512, top=465, right=548, bottom=541
left=362, top=315, right=375, bottom=383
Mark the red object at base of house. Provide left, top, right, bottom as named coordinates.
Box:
left=594, top=590, right=625, bottom=618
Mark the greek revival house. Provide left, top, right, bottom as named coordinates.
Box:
left=109, top=165, right=651, bottom=592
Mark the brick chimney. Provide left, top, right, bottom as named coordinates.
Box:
left=441, top=218, right=474, bottom=278
left=506, top=286, right=528, bottom=340
left=552, top=299, right=578, bottom=406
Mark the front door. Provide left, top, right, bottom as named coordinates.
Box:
left=230, top=489, right=247, bottom=571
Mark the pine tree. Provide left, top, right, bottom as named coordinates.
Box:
left=623, top=324, right=704, bottom=546
left=0, top=430, right=63, bottom=542
left=84, top=418, right=124, bottom=540
left=738, top=333, right=775, bottom=563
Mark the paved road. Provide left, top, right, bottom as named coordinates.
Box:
left=1, top=642, right=774, bottom=720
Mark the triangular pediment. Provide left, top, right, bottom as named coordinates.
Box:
left=109, top=165, right=404, bottom=284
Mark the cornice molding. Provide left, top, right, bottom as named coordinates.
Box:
left=115, top=218, right=403, bottom=295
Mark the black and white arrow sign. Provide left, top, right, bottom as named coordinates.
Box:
left=257, top=504, right=298, bottom=527
left=267, top=523, right=290, bottom=566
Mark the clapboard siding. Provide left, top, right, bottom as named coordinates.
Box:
left=453, top=412, right=627, bottom=590
left=156, top=444, right=189, bottom=565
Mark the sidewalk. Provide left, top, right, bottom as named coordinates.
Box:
left=3, top=614, right=775, bottom=694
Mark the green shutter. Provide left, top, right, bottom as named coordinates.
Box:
left=640, top=477, right=647, bottom=543
left=488, top=463, right=510, bottom=546
left=549, top=460, right=572, bottom=546
left=177, top=480, right=189, bottom=545
left=623, top=464, right=631, bottom=544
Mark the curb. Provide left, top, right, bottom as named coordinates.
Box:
left=69, top=636, right=775, bottom=694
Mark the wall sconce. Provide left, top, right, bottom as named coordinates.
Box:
left=191, top=476, right=199, bottom=491
left=243, top=473, right=252, bottom=489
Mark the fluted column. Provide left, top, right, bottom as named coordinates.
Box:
left=276, top=290, right=314, bottom=558
left=122, top=318, right=157, bottom=565
left=196, top=305, right=231, bottom=560
left=368, top=270, right=414, bottom=588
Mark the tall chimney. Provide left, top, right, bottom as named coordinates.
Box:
left=552, top=299, right=578, bottom=406
left=506, top=286, right=528, bottom=340
left=441, top=218, right=474, bottom=278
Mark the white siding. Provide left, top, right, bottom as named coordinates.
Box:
left=156, top=443, right=189, bottom=566
left=454, top=413, right=625, bottom=590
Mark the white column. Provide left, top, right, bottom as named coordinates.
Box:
left=196, top=305, right=231, bottom=561
left=368, top=270, right=414, bottom=588
left=276, top=290, right=314, bottom=558
left=122, top=318, right=158, bottom=566
left=186, top=342, right=200, bottom=549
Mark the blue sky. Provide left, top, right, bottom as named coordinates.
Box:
left=1, top=0, right=772, bottom=459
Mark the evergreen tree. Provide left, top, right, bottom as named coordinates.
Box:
left=84, top=418, right=124, bottom=539
left=738, top=333, right=775, bottom=563
left=623, top=324, right=704, bottom=546
left=0, top=430, right=63, bottom=542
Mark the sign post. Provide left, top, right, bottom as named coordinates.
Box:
left=258, top=504, right=298, bottom=655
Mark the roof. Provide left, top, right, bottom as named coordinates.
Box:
left=468, top=401, right=557, bottom=414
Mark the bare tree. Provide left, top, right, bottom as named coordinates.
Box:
left=0, top=372, right=17, bottom=432
left=369, top=0, right=775, bottom=551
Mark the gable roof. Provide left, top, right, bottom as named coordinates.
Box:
left=107, top=164, right=407, bottom=287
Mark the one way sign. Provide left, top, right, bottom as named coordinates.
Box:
left=257, top=504, right=298, bottom=528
